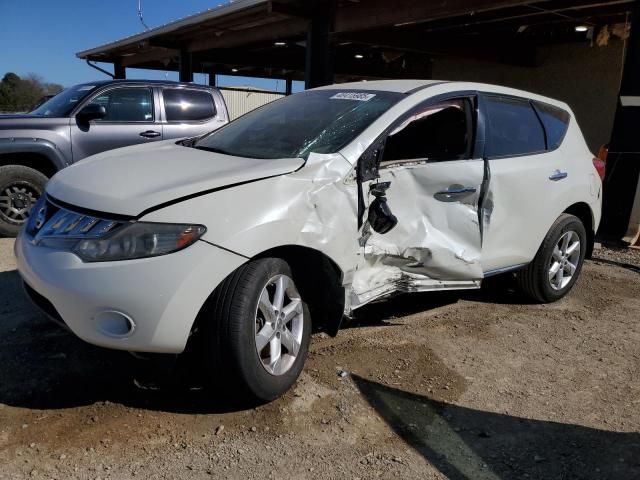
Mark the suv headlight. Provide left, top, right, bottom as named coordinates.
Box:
left=73, top=222, right=207, bottom=262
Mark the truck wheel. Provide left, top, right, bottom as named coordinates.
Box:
left=0, top=165, right=48, bottom=237
left=201, top=257, right=311, bottom=402
left=516, top=213, right=587, bottom=303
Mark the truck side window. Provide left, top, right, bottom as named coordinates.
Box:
left=163, top=89, right=216, bottom=122
left=380, top=98, right=472, bottom=166
left=485, top=96, right=545, bottom=158
left=91, top=88, right=154, bottom=122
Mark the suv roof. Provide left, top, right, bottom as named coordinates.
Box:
left=317, top=80, right=570, bottom=111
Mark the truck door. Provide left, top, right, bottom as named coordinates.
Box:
left=70, top=86, right=162, bottom=161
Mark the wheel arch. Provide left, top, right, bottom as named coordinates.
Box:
left=186, top=243, right=346, bottom=358
left=0, top=151, right=60, bottom=178
left=563, top=202, right=595, bottom=258
left=253, top=245, right=346, bottom=337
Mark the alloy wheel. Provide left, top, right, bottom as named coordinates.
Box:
left=548, top=230, right=581, bottom=291
left=0, top=182, right=40, bottom=226
left=254, top=274, right=304, bottom=376
left=0, top=182, right=41, bottom=225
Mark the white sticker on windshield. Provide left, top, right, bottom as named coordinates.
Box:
left=78, top=85, right=96, bottom=91
left=330, top=92, right=376, bottom=102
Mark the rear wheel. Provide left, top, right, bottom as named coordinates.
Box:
left=0, top=165, right=48, bottom=237
left=516, top=213, right=587, bottom=303
left=201, top=258, right=311, bottom=402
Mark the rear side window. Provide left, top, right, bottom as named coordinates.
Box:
left=533, top=101, right=570, bottom=150
left=485, top=96, right=545, bottom=158
left=163, top=89, right=216, bottom=122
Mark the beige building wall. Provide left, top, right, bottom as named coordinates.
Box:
left=432, top=39, right=625, bottom=152
left=220, top=88, right=284, bottom=120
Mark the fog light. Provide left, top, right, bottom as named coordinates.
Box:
left=95, top=311, right=135, bottom=337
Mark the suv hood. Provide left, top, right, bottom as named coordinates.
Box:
left=46, top=140, right=305, bottom=217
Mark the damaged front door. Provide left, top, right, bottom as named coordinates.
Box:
left=352, top=95, right=486, bottom=307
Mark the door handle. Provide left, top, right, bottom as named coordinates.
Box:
left=549, top=170, right=568, bottom=181
left=139, top=130, right=161, bottom=138
left=436, top=186, right=477, bottom=195
left=434, top=186, right=477, bottom=202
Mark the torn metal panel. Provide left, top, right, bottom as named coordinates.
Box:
left=351, top=159, right=485, bottom=308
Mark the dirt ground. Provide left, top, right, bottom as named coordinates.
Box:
left=0, top=237, right=638, bottom=480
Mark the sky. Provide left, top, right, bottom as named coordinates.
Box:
left=0, top=0, right=303, bottom=92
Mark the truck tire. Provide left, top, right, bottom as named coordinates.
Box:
left=516, top=213, right=587, bottom=303
left=0, top=165, right=48, bottom=237
left=201, top=257, right=311, bottom=402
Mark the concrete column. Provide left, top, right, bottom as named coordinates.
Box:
left=600, top=4, right=640, bottom=242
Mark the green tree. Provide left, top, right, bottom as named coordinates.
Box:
left=0, top=72, right=64, bottom=113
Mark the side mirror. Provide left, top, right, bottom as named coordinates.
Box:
left=368, top=182, right=398, bottom=234
left=76, top=104, right=106, bottom=123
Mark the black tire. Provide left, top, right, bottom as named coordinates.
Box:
left=516, top=213, right=587, bottom=303
left=201, top=257, right=311, bottom=402
left=0, top=165, right=48, bottom=237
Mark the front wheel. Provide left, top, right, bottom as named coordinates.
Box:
left=201, top=258, right=311, bottom=402
left=0, top=165, right=48, bottom=237
left=516, top=213, right=587, bottom=303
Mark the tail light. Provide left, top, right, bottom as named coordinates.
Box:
left=593, top=143, right=608, bottom=181
left=593, top=157, right=606, bottom=181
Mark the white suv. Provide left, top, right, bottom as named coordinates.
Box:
left=16, top=80, right=602, bottom=401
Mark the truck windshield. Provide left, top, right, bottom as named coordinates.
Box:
left=194, top=90, right=403, bottom=159
left=30, top=84, right=99, bottom=117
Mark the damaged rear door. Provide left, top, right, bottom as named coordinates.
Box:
left=352, top=93, right=487, bottom=307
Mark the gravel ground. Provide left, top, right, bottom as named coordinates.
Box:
left=0, top=238, right=638, bottom=480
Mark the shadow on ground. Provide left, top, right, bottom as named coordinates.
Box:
left=591, top=256, right=640, bottom=274
left=353, top=375, right=640, bottom=480
left=0, top=266, right=539, bottom=413
left=0, top=270, right=254, bottom=414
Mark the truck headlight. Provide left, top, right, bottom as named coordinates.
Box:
left=73, top=222, right=206, bottom=262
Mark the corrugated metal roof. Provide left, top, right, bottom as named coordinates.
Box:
left=76, top=0, right=269, bottom=58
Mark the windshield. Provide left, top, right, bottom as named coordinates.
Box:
left=30, top=84, right=99, bottom=117
left=194, top=90, right=403, bottom=159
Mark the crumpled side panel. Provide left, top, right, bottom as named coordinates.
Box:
left=291, top=153, right=359, bottom=267
left=352, top=161, right=485, bottom=306
left=140, top=152, right=360, bottom=276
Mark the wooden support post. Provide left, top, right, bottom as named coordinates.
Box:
left=179, top=49, right=193, bottom=82
left=600, top=3, right=640, bottom=243
left=304, top=1, right=335, bottom=89
left=113, top=60, right=126, bottom=79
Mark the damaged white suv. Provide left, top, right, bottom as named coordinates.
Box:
left=16, top=80, right=602, bottom=401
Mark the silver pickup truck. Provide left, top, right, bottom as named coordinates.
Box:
left=0, top=80, right=229, bottom=236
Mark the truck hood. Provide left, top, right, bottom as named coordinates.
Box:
left=46, top=140, right=305, bottom=217
left=0, top=114, right=36, bottom=119
left=0, top=115, right=68, bottom=131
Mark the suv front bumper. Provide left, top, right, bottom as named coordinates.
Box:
left=15, top=232, right=245, bottom=353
